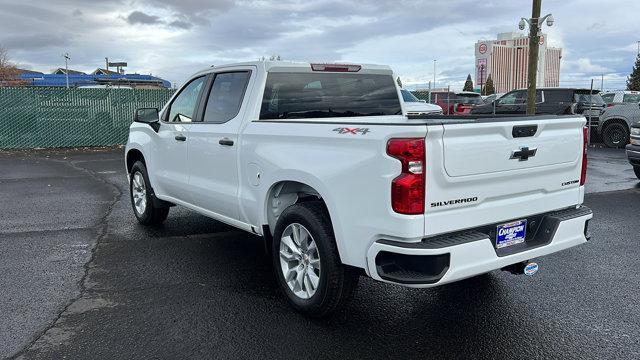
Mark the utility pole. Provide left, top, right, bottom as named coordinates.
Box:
left=105, top=57, right=109, bottom=71
left=433, top=60, right=437, bottom=90
left=64, top=53, right=70, bottom=89
left=601, top=73, right=604, bottom=91
left=526, top=0, right=542, bottom=115
left=588, top=79, right=594, bottom=145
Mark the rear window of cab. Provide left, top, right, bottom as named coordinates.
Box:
left=259, top=72, right=401, bottom=119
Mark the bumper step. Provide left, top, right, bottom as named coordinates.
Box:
left=373, top=206, right=592, bottom=284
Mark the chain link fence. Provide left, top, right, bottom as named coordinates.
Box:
left=0, top=87, right=175, bottom=149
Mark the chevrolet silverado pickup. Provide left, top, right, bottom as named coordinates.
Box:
left=125, top=61, right=593, bottom=317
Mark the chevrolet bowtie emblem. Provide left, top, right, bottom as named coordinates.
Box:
left=510, top=146, right=537, bottom=161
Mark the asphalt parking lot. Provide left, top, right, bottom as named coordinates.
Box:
left=1, top=146, right=639, bottom=359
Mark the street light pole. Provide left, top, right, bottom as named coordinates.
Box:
left=433, top=59, right=437, bottom=90
left=64, top=53, right=70, bottom=89
left=525, top=0, right=542, bottom=115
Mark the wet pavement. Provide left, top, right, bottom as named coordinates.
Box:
left=1, top=147, right=638, bottom=359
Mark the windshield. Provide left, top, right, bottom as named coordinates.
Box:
left=456, top=94, right=484, bottom=105
left=574, top=92, right=605, bottom=105
left=601, top=93, right=615, bottom=103
left=260, top=72, right=402, bottom=119
left=623, top=93, right=640, bottom=103
left=401, top=89, right=420, bottom=102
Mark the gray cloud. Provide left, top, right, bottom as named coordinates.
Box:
left=126, top=11, right=162, bottom=25
left=168, top=20, right=193, bottom=29
left=2, top=33, right=70, bottom=50
left=0, top=0, right=638, bottom=90
left=147, top=0, right=235, bottom=16
left=124, top=10, right=193, bottom=29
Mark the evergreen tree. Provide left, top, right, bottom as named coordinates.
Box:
left=396, top=76, right=403, bottom=88
left=463, top=74, right=474, bottom=92
left=627, top=54, right=640, bottom=91
left=483, top=74, right=495, bottom=95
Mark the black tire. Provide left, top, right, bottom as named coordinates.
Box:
left=130, top=161, right=169, bottom=226
left=272, top=201, right=359, bottom=318
left=601, top=122, right=629, bottom=148
left=634, top=166, right=640, bottom=180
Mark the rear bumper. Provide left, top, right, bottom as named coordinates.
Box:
left=626, top=144, right=640, bottom=166
left=366, top=206, right=592, bottom=287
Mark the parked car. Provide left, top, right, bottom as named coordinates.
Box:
left=601, top=90, right=640, bottom=105
left=627, top=124, right=640, bottom=179
left=471, top=88, right=606, bottom=119
left=430, top=91, right=484, bottom=115
left=125, top=61, right=592, bottom=317
left=482, top=92, right=505, bottom=104
left=597, top=103, right=640, bottom=148
left=400, top=89, right=442, bottom=115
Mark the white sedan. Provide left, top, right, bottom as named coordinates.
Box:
left=400, top=89, right=442, bottom=115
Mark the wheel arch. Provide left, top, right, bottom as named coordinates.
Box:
left=126, top=148, right=145, bottom=174
left=263, top=180, right=330, bottom=236
left=261, top=177, right=345, bottom=262
left=598, top=116, right=629, bottom=134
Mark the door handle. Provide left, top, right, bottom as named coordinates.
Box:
left=219, top=138, right=234, bottom=146
left=175, top=135, right=187, bottom=141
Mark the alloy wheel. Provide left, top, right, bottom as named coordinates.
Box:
left=131, top=171, right=147, bottom=215
left=279, top=223, right=321, bottom=299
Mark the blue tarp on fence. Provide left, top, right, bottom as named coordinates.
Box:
left=19, top=73, right=172, bottom=88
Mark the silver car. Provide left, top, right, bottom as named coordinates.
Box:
left=598, top=103, right=640, bottom=148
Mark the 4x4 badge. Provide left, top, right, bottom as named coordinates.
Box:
left=333, top=127, right=370, bottom=135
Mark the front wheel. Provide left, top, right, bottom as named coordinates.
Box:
left=272, top=201, right=359, bottom=318
left=130, top=161, right=169, bottom=225
left=602, top=122, right=629, bottom=148
left=634, top=166, right=640, bottom=179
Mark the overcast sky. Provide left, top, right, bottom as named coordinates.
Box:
left=1, top=0, right=638, bottom=90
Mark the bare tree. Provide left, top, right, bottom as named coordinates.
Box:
left=0, top=45, right=21, bottom=86
left=0, top=45, right=12, bottom=68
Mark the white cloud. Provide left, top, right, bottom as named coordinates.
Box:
left=572, top=58, right=610, bottom=73
left=0, top=0, right=639, bottom=90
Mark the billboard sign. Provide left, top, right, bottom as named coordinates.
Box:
left=476, top=59, right=487, bottom=85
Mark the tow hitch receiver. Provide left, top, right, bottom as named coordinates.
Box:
left=502, top=261, right=539, bottom=276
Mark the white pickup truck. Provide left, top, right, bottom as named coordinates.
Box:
left=125, top=61, right=592, bottom=317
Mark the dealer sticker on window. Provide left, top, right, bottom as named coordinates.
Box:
left=496, top=220, right=527, bottom=249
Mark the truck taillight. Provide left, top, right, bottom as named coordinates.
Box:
left=387, top=138, right=425, bottom=215
left=580, top=126, right=588, bottom=186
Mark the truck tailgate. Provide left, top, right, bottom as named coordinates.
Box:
left=424, top=116, right=586, bottom=236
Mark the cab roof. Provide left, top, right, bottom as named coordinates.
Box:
left=191, top=60, right=393, bottom=78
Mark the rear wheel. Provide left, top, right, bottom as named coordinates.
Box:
left=272, top=201, right=359, bottom=318
left=130, top=161, right=169, bottom=225
left=634, top=166, right=640, bottom=179
left=602, top=122, right=629, bottom=148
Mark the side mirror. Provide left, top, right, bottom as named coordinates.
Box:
left=419, top=99, right=426, bottom=103
left=134, top=108, right=159, bottom=124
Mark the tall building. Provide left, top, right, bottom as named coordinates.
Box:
left=475, top=32, right=562, bottom=93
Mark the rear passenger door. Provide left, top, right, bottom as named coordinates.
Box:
left=495, top=90, right=525, bottom=114
left=539, top=90, right=571, bottom=114
left=186, top=69, right=254, bottom=222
